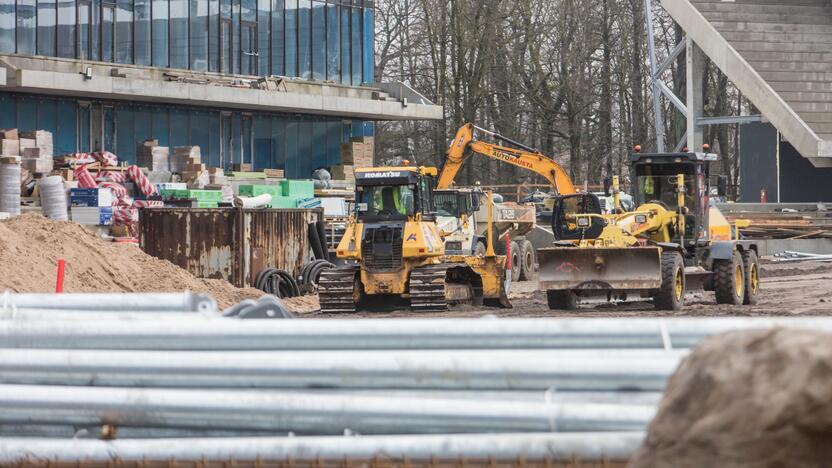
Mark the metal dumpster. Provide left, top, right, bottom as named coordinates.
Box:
left=139, top=208, right=323, bottom=288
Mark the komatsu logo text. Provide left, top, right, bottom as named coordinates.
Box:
left=360, top=171, right=402, bottom=179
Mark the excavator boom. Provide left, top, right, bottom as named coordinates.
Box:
left=438, top=123, right=577, bottom=196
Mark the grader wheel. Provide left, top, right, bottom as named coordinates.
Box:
left=742, top=249, right=760, bottom=305
left=653, top=251, right=685, bottom=311
left=714, top=250, right=745, bottom=305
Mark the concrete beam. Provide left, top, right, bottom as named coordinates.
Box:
left=5, top=69, right=443, bottom=121
left=661, top=0, right=832, bottom=165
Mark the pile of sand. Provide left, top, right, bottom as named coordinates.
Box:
left=0, top=213, right=263, bottom=309
left=630, top=328, right=832, bottom=468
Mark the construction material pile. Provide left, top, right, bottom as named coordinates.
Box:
left=721, top=203, right=832, bottom=240
left=630, top=328, right=832, bottom=467
left=5, top=317, right=832, bottom=464
left=0, top=213, right=261, bottom=308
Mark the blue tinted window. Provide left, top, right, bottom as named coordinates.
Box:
left=339, top=5, right=349, bottom=84
left=350, top=6, right=360, bottom=85
left=151, top=0, right=167, bottom=66
left=116, top=0, right=133, bottom=63
left=283, top=0, right=296, bottom=77
left=189, top=109, right=210, bottom=161
left=284, top=119, right=298, bottom=177
left=270, top=0, right=282, bottom=76
left=151, top=106, right=169, bottom=146
left=271, top=115, right=285, bottom=169
left=16, top=0, right=35, bottom=55
left=190, top=0, right=208, bottom=70
left=0, top=0, right=14, bottom=53
left=219, top=0, right=231, bottom=72
left=297, top=0, right=310, bottom=79
left=103, top=105, right=115, bottom=152
left=311, top=119, right=326, bottom=171
left=90, top=0, right=100, bottom=60
left=310, top=1, right=324, bottom=80
left=37, top=0, right=57, bottom=56
left=101, top=3, right=114, bottom=62
left=77, top=1, right=90, bottom=59
left=56, top=0, right=75, bottom=58
left=253, top=114, right=270, bottom=169
left=56, top=100, right=77, bottom=155
left=326, top=119, right=339, bottom=165
left=17, top=96, right=36, bottom=129
left=207, top=111, right=220, bottom=166
left=325, top=3, right=338, bottom=81
left=170, top=108, right=188, bottom=146
left=169, top=0, right=188, bottom=68
left=133, top=105, right=152, bottom=148
left=77, top=104, right=90, bottom=151
left=362, top=4, right=373, bottom=83
left=241, top=0, right=256, bottom=76
left=297, top=118, right=312, bottom=176
left=257, top=0, right=268, bottom=74
left=115, top=104, right=135, bottom=163
left=207, top=0, right=218, bottom=71
left=37, top=99, right=58, bottom=139
left=133, top=0, right=150, bottom=64
left=231, top=0, right=239, bottom=74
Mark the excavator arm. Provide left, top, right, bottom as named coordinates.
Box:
left=438, top=123, right=577, bottom=196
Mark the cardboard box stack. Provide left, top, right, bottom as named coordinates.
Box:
left=334, top=136, right=374, bottom=181
left=137, top=140, right=170, bottom=172
left=1, top=129, right=55, bottom=174
left=170, top=146, right=201, bottom=174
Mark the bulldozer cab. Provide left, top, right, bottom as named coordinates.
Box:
left=631, top=152, right=718, bottom=247
left=354, top=168, right=435, bottom=222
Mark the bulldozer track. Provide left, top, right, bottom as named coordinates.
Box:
left=409, top=263, right=458, bottom=313
left=318, top=265, right=360, bottom=313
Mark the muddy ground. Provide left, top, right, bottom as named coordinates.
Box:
left=297, top=260, right=832, bottom=318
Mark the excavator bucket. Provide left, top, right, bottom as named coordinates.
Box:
left=537, top=246, right=663, bottom=291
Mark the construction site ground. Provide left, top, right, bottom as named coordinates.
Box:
left=297, top=260, right=832, bottom=318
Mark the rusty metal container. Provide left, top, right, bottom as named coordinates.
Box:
left=139, top=208, right=322, bottom=288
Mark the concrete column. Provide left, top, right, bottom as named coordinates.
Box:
left=686, top=40, right=705, bottom=152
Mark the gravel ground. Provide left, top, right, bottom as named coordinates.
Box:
left=297, top=260, right=832, bottom=318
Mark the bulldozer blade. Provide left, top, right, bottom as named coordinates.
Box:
left=537, top=246, right=662, bottom=291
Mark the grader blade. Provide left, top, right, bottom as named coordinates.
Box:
left=537, top=246, right=663, bottom=291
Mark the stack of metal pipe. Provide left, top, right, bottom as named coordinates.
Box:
left=2, top=294, right=831, bottom=464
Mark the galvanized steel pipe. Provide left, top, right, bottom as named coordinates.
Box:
left=1, top=317, right=830, bottom=350
left=0, top=309, right=223, bottom=321
left=0, top=348, right=684, bottom=390
left=0, top=292, right=218, bottom=313
left=0, top=385, right=655, bottom=434
left=0, top=432, right=645, bottom=462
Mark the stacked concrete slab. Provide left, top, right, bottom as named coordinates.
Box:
left=662, top=0, right=832, bottom=167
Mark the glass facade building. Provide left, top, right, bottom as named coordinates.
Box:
left=0, top=0, right=377, bottom=177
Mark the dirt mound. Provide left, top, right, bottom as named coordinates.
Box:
left=629, top=328, right=832, bottom=468
left=0, top=213, right=262, bottom=308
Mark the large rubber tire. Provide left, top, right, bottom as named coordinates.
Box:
left=547, top=290, right=578, bottom=310
left=714, top=250, right=745, bottom=305
left=510, top=241, right=521, bottom=282
left=742, top=249, right=760, bottom=305
left=653, top=251, right=685, bottom=311
left=519, top=239, right=535, bottom=281
left=474, top=240, right=487, bottom=257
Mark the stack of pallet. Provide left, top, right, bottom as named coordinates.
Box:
left=0, top=129, right=54, bottom=174
left=723, top=205, right=832, bottom=240
left=137, top=140, right=170, bottom=172
left=171, top=146, right=209, bottom=188
left=332, top=136, right=374, bottom=182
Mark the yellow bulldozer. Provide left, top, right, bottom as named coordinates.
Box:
left=538, top=150, right=759, bottom=311
left=318, top=165, right=511, bottom=313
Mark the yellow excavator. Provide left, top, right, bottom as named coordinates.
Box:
left=317, top=165, right=511, bottom=313
left=538, top=150, right=759, bottom=311
left=439, top=123, right=576, bottom=195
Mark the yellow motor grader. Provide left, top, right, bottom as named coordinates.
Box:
left=538, top=151, right=759, bottom=311
left=318, top=165, right=511, bottom=313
